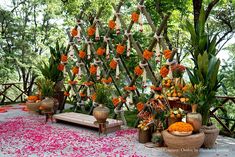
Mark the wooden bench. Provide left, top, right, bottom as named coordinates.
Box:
left=53, top=112, right=123, bottom=133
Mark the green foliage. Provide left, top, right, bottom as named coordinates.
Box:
left=183, top=83, right=206, bottom=105
left=38, top=42, right=65, bottom=83
left=36, top=77, right=54, bottom=98
left=95, top=83, right=111, bottom=105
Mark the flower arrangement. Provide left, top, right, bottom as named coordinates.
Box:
left=134, top=66, right=143, bottom=76
left=79, top=92, right=86, bottom=97
left=79, top=50, right=86, bottom=59
left=89, top=65, right=97, bottom=75
left=108, top=20, right=116, bottom=29
left=27, top=95, right=39, bottom=101
left=96, top=47, right=105, bottom=56
left=131, top=12, right=139, bottom=23
left=71, top=28, right=78, bottom=37
left=116, top=44, right=125, bottom=55
left=168, top=108, right=185, bottom=119
left=109, top=59, right=118, bottom=69
left=168, top=122, right=193, bottom=132
left=136, top=102, right=144, bottom=112
left=171, top=64, right=186, bottom=78
left=183, top=83, right=206, bottom=105
left=150, top=86, right=162, bottom=92
left=138, top=116, right=154, bottom=130
left=87, top=26, right=95, bottom=36
left=143, top=50, right=153, bottom=60
left=112, top=97, right=120, bottom=107
left=91, top=93, right=96, bottom=101
left=72, top=66, right=79, bottom=75
left=163, top=49, right=172, bottom=59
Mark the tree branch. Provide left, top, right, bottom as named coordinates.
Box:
left=205, top=0, right=220, bottom=21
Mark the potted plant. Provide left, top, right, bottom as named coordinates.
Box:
left=186, top=7, right=222, bottom=148
left=137, top=118, right=152, bottom=143
left=92, top=83, right=111, bottom=123
left=38, top=41, right=65, bottom=110
left=184, top=83, right=205, bottom=133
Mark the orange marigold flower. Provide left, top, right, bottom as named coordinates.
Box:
left=68, top=80, right=77, bottom=85
left=91, top=93, right=96, bottom=101
left=108, top=20, right=116, bottom=29
left=79, top=92, right=86, bottom=97
left=134, top=66, right=143, bottom=76
left=61, top=54, right=68, bottom=62
left=71, top=28, right=78, bottom=37
left=150, top=86, right=162, bottom=91
left=89, top=65, right=97, bottom=75
left=160, top=66, right=169, bottom=78
left=163, top=49, right=172, bottom=59
left=131, top=12, right=139, bottom=23
left=87, top=26, right=95, bottom=36
left=109, top=59, right=118, bottom=69
left=83, top=81, right=94, bottom=86
left=168, top=122, right=193, bottom=132
left=64, top=91, right=70, bottom=96
left=143, top=50, right=153, bottom=60
left=116, top=44, right=125, bottom=55
left=72, top=66, right=79, bottom=75
left=57, top=63, right=64, bottom=71
left=136, top=102, right=144, bottom=112
left=101, top=77, right=112, bottom=84
left=79, top=50, right=86, bottom=59
left=171, top=64, right=186, bottom=72
left=124, top=86, right=137, bottom=91
left=27, top=96, right=39, bottom=101
left=112, top=97, right=120, bottom=107
left=96, top=47, right=105, bottom=56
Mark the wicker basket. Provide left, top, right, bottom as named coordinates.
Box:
left=138, top=129, right=151, bottom=143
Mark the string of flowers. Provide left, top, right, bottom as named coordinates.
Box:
left=116, top=44, right=125, bottom=55
left=87, top=26, right=95, bottom=36
left=78, top=50, right=86, bottom=59
left=101, top=77, right=112, bottom=84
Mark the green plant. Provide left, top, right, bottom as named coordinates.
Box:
left=37, top=78, right=54, bottom=98
left=184, top=83, right=206, bottom=105
left=185, top=7, right=223, bottom=126
left=38, top=41, right=65, bottom=85
left=95, top=83, right=111, bottom=106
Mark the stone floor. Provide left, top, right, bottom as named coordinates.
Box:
left=0, top=104, right=234, bottom=157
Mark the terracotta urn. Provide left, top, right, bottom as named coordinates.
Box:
left=186, top=104, right=202, bottom=133
left=200, top=125, right=219, bottom=148
left=93, top=104, right=110, bottom=123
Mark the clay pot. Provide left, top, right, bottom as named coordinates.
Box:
left=162, top=130, right=205, bottom=149
left=200, top=125, right=219, bottom=148
left=186, top=104, right=202, bottom=133
left=138, top=129, right=151, bottom=143
left=93, top=104, right=110, bottom=123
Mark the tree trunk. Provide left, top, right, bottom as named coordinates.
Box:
left=193, top=0, right=202, bottom=31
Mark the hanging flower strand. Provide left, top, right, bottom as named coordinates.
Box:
left=116, top=44, right=125, bottom=55
left=115, top=12, right=121, bottom=34
left=131, top=12, right=139, bottom=23
left=108, top=20, right=116, bottom=30
left=137, top=4, right=145, bottom=32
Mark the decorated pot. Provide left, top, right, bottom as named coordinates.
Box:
left=186, top=104, right=202, bottom=133
left=200, top=125, right=219, bottom=148
left=93, top=104, right=110, bottom=123
left=138, top=128, right=151, bottom=143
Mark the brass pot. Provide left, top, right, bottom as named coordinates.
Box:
left=186, top=104, right=202, bottom=133
left=93, top=104, right=110, bottom=123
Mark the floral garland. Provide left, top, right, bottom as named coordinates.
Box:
left=112, top=97, right=121, bottom=107
left=131, top=12, right=139, bottom=23
left=64, top=91, right=70, bottom=96
left=143, top=50, right=153, bottom=60
left=83, top=81, right=94, bottom=86
left=71, top=28, right=78, bottom=37
left=136, top=102, right=144, bottom=112
left=79, top=92, right=86, bottom=97
left=168, top=122, right=193, bottom=132
left=150, top=86, right=162, bottom=92
left=116, top=44, right=125, bottom=55
left=72, top=66, right=79, bottom=75
left=68, top=80, right=77, bottom=85
left=91, top=93, right=96, bottom=101
left=109, top=59, right=118, bottom=69
left=89, top=65, right=97, bottom=75
left=79, top=50, right=86, bottom=59
left=160, top=66, right=169, bottom=78
left=57, top=63, right=64, bottom=71
left=134, top=66, right=143, bottom=76
left=124, top=86, right=137, bottom=91
left=61, top=54, right=68, bottom=63
left=101, top=77, right=112, bottom=84
left=163, top=49, right=172, bottom=59
left=96, top=47, right=105, bottom=56
left=108, top=20, right=116, bottom=30
left=87, top=26, right=96, bottom=36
